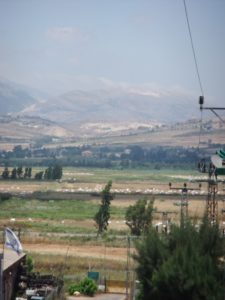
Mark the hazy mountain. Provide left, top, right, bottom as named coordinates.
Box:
left=22, top=88, right=199, bottom=125
left=0, top=78, right=40, bottom=114
left=0, top=78, right=202, bottom=127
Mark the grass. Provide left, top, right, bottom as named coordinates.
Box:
left=30, top=252, right=128, bottom=290
left=0, top=165, right=197, bottom=183
left=0, top=196, right=129, bottom=236
left=0, top=197, right=127, bottom=220
left=0, top=198, right=97, bottom=220
left=0, top=167, right=201, bottom=197
left=0, top=166, right=219, bottom=287
left=62, top=167, right=199, bottom=183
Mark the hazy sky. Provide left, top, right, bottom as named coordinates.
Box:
left=0, top=0, right=225, bottom=106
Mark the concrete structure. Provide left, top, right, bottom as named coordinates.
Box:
left=1, top=249, right=26, bottom=300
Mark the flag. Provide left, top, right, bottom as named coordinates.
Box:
left=5, top=227, right=23, bottom=254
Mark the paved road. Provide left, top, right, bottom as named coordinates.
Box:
left=67, top=293, right=126, bottom=300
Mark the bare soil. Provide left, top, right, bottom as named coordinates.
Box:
left=23, top=243, right=128, bottom=262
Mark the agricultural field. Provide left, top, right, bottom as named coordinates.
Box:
left=0, top=166, right=225, bottom=290
left=0, top=166, right=210, bottom=193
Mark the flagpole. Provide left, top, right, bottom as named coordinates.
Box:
left=0, top=227, right=4, bottom=300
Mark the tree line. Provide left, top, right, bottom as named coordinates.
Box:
left=0, top=144, right=213, bottom=169
left=1, top=165, right=63, bottom=180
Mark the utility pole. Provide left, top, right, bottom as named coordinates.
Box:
left=0, top=228, right=4, bottom=300
left=0, top=252, right=3, bottom=300
left=169, top=183, right=201, bottom=226
left=154, top=211, right=177, bottom=233
left=126, top=235, right=131, bottom=300
left=199, top=96, right=225, bottom=124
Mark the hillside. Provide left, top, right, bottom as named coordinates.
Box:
left=0, top=78, right=224, bottom=151
left=0, top=78, right=40, bottom=114
left=22, top=88, right=199, bottom=125
left=0, top=115, right=73, bottom=150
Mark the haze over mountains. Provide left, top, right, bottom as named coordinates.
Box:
left=0, top=78, right=201, bottom=128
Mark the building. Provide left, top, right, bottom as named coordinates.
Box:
left=1, top=249, right=26, bottom=300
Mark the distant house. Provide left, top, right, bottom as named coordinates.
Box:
left=124, top=148, right=131, bottom=155
left=81, top=150, right=93, bottom=157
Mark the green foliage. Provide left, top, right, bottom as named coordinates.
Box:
left=24, top=167, right=32, bottom=178
left=35, top=171, right=44, bottom=180
left=94, top=181, right=114, bottom=234
left=68, top=278, right=98, bottom=296
left=135, top=219, right=225, bottom=300
left=17, top=166, right=23, bottom=178
left=44, top=166, right=53, bottom=180
left=44, top=165, right=63, bottom=180
left=26, top=256, right=34, bottom=273
left=0, top=143, right=203, bottom=169
left=68, top=283, right=80, bottom=295
left=0, top=193, right=11, bottom=202
left=1, top=167, right=9, bottom=179
left=28, top=167, right=32, bottom=178
left=125, top=197, right=154, bottom=236
left=52, top=164, right=63, bottom=180
left=11, top=167, right=17, bottom=179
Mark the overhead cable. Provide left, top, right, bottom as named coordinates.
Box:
left=183, top=0, right=204, bottom=97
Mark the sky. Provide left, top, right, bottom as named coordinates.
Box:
left=0, top=0, right=225, bottom=107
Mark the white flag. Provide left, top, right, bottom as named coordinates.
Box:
left=5, top=227, right=23, bottom=254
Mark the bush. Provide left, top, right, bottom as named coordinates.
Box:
left=0, top=193, right=11, bottom=202
left=68, top=277, right=98, bottom=296
left=68, top=283, right=81, bottom=296
left=26, top=256, right=34, bottom=273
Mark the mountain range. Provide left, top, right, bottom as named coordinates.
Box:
left=0, top=78, right=200, bottom=128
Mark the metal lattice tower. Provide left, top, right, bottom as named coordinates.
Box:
left=181, top=185, right=188, bottom=223
left=198, top=96, right=225, bottom=224
left=192, top=176, right=221, bottom=224
left=206, top=179, right=218, bottom=224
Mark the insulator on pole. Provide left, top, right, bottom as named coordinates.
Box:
left=199, top=96, right=204, bottom=109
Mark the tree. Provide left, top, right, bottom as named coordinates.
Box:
left=43, top=165, right=62, bottom=180
left=52, top=164, right=63, bottom=180
left=94, top=181, right=113, bottom=235
left=130, top=145, right=145, bottom=161
left=24, top=167, right=29, bottom=178
left=17, top=166, right=23, bottom=178
left=23, top=167, right=32, bottom=179
left=11, top=168, right=17, bottom=179
left=2, top=167, right=9, bottom=179
left=44, top=166, right=53, bottom=180
left=125, top=197, right=154, bottom=236
left=27, top=167, right=32, bottom=178
left=35, top=171, right=44, bottom=180
left=134, top=218, right=225, bottom=300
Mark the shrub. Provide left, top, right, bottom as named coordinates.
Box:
left=26, top=256, right=34, bottom=273
left=68, top=277, right=98, bottom=296
left=68, top=283, right=81, bottom=296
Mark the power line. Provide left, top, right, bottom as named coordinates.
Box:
left=183, top=0, right=204, bottom=97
